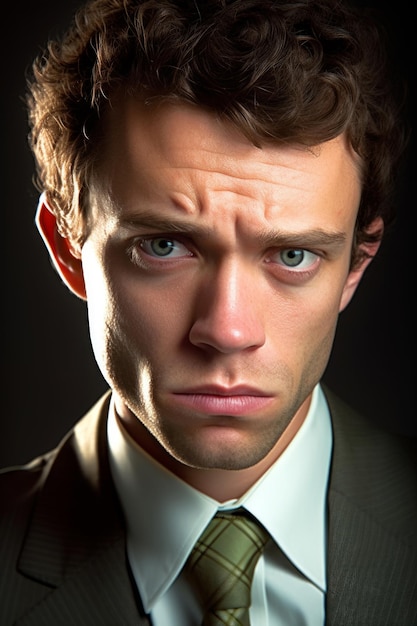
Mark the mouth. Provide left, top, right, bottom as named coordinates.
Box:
left=170, top=385, right=274, bottom=416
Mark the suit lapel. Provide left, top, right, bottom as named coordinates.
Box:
left=326, top=487, right=414, bottom=625
left=16, top=393, right=151, bottom=625
left=324, top=388, right=417, bottom=626
left=17, top=537, right=149, bottom=626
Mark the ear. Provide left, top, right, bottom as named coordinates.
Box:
left=339, top=217, right=383, bottom=312
left=36, top=194, right=87, bottom=300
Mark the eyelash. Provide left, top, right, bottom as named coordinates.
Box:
left=141, top=236, right=193, bottom=259
left=127, top=236, right=194, bottom=269
left=266, top=248, right=319, bottom=271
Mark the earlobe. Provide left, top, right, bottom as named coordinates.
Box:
left=339, top=217, right=383, bottom=312
left=36, top=194, right=87, bottom=300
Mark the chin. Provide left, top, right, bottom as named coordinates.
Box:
left=169, top=428, right=277, bottom=471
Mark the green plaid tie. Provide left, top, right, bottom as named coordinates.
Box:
left=186, top=510, right=270, bottom=626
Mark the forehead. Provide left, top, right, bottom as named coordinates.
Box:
left=95, top=97, right=362, bottom=231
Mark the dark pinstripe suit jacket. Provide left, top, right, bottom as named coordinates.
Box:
left=1, top=387, right=416, bottom=625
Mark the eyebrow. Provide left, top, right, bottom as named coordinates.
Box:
left=120, top=212, right=348, bottom=249
left=122, top=213, right=202, bottom=234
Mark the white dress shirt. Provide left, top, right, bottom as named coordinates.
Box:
left=108, top=384, right=333, bottom=625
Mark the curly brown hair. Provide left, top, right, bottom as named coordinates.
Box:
left=26, top=0, right=408, bottom=266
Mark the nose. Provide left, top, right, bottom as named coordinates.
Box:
left=189, top=260, right=266, bottom=354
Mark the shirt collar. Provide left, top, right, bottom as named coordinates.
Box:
left=107, top=384, right=332, bottom=611
left=240, top=384, right=332, bottom=591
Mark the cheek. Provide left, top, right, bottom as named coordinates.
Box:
left=102, top=271, right=192, bottom=364
left=271, top=286, right=342, bottom=363
left=102, top=278, right=194, bottom=405
left=288, top=297, right=340, bottom=398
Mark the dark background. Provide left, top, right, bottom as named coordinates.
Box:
left=2, top=0, right=415, bottom=469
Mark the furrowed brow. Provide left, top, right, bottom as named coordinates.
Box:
left=120, top=212, right=210, bottom=235
left=256, top=228, right=348, bottom=250
left=120, top=211, right=348, bottom=250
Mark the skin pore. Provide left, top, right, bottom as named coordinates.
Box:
left=39, top=100, right=380, bottom=501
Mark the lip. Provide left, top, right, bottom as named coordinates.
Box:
left=171, top=385, right=274, bottom=416
left=175, top=384, right=269, bottom=395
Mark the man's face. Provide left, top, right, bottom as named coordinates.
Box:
left=80, top=100, right=363, bottom=472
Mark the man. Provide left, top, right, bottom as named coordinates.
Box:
left=1, top=0, right=416, bottom=625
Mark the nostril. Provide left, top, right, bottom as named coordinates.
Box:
left=188, top=315, right=265, bottom=354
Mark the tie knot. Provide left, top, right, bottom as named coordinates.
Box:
left=186, top=510, right=269, bottom=625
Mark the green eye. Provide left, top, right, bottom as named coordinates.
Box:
left=267, top=248, right=319, bottom=271
left=149, top=238, right=176, bottom=256
left=140, top=237, right=192, bottom=259
left=280, top=249, right=305, bottom=267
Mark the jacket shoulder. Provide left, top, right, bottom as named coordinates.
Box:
left=1, top=452, right=54, bottom=519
